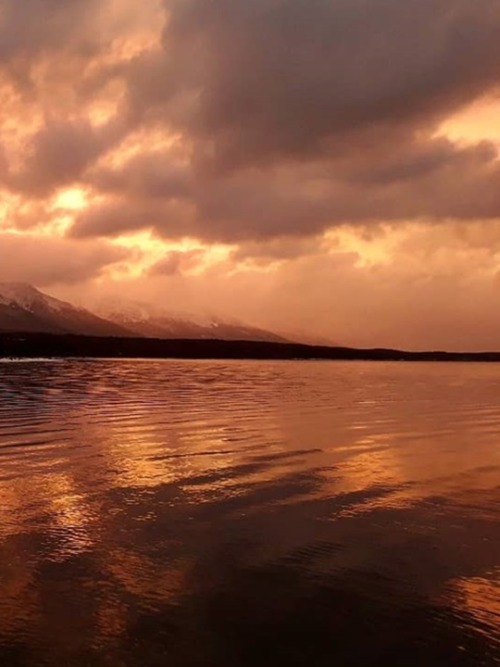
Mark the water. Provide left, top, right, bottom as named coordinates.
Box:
left=0, top=359, right=499, bottom=667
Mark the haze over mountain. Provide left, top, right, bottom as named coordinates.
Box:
left=0, top=284, right=289, bottom=342
left=98, top=298, right=289, bottom=343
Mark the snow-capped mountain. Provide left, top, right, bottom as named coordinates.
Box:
left=0, top=285, right=289, bottom=343
left=97, top=298, right=290, bottom=343
left=0, top=283, right=131, bottom=337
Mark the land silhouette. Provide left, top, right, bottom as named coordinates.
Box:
left=2, top=331, right=500, bottom=362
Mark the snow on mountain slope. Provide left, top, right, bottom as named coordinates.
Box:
left=0, top=283, right=66, bottom=312
left=0, top=283, right=132, bottom=337
left=97, top=297, right=290, bottom=343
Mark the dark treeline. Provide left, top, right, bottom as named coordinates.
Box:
left=2, top=332, right=500, bottom=362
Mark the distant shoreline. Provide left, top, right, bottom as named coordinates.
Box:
left=1, top=332, right=500, bottom=362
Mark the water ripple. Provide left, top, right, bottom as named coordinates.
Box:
left=0, top=359, right=499, bottom=666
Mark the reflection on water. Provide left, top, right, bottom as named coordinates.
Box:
left=0, top=359, right=499, bottom=666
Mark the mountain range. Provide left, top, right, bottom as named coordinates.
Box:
left=0, top=283, right=288, bottom=343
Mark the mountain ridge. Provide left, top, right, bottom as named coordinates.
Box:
left=0, top=283, right=289, bottom=343
left=0, top=283, right=131, bottom=337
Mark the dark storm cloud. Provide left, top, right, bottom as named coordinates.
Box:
left=132, top=0, right=500, bottom=168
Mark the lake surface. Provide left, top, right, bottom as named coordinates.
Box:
left=0, top=359, right=499, bottom=667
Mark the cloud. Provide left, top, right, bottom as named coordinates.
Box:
left=147, top=248, right=205, bottom=276
left=53, top=0, right=500, bottom=241
left=70, top=135, right=500, bottom=242
left=8, top=118, right=127, bottom=197
left=89, top=149, right=191, bottom=201
left=0, top=0, right=161, bottom=197
left=0, top=0, right=101, bottom=65
left=69, top=197, right=195, bottom=239
left=0, top=0, right=161, bottom=71
left=3, top=0, right=500, bottom=243
left=140, top=0, right=500, bottom=169
left=0, top=233, right=130, bottom=286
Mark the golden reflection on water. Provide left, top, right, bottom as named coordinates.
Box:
left=0, top=359, right=499, bottom=665
left=439, top=571, right=500, bottom=647
left=44, top=473, right=96, bottom=558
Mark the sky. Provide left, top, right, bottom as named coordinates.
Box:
left=1, top=0, right=500, bottom=351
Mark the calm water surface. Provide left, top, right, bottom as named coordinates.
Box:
left=0, top=359, right=499, bottom=666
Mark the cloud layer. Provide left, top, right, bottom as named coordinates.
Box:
left=0, top=233, right=130, bottom=286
